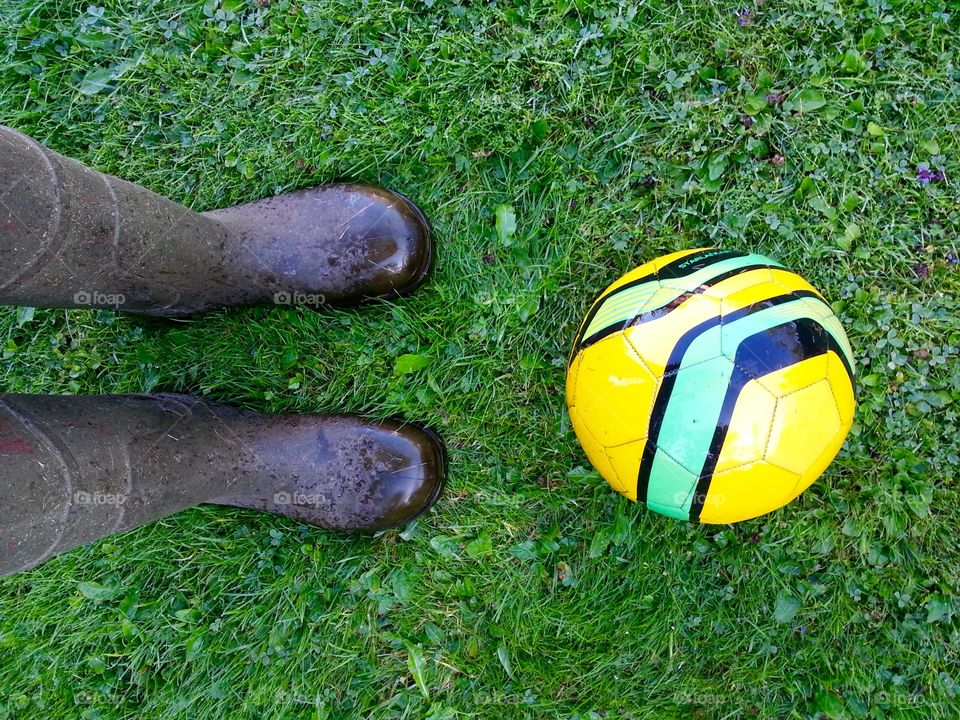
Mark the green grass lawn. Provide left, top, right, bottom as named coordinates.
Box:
left=1, top=1, right=958, bottom=717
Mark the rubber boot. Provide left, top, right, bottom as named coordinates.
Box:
left=0, top=394, right=446, bottom=576
left=0, top=126, right=433, bottom=317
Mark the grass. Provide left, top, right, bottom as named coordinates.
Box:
left=0, top=0, right=958, bottom=718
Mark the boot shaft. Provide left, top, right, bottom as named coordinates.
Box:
left=0, top=126, right=255, bottom=315
left=0, top=393, right=263, bottom=575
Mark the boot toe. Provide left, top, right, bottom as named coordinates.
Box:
left=299, top=184, right=434, bottom=302
left=362, top=421, right=447, bottom=531
left=348, top=186, right=434, bottom=301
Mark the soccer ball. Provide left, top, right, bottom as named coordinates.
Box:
left=566, top=248, right=855, bottom=524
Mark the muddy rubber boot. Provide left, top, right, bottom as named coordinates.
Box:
left=0, top=125, right=433, bottom=317
left=0, top=394, right=446, bottom=577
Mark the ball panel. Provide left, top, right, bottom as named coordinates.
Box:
left=565, top=351, right=583, bottom=408
left=754, top=352, right=830, bottom=399
left=698, top=460, right=801, bottom=524
left=712, top=378, right=778, bottom=474
left=622, top=293, right=722, bottom=376
left=583, top=280, right=666, bottom=341
left=825, top=351, right=856, bottom=427
left=788, top=409, right=849, bottom=500
left=603, top=439, right=647, bottom=501
left=785, top=351, right=855, bottom=496
left=645, top=447, right=699, bottom=519
left=765, top=291, right=855, bottom=375
left=805, top=302, right=856, bottom=374
left=716, top=275, right=789, bottom=319
left=572, top=253, right=669, bottom=349
left=654, top=248, right=767, bottom=281
left=701, top=267, right=776, bottom=308
left=765, top=377, right=843, bottom=476
left=719, top=295, right=830, bottom=362
left=570, top=256, right=657, bottom=351
left=584, top=251, right=740, bottom=344
left=651, top=354, right=735, bottom=483
left=575, top=249, right=704, bottom=344
left=571, top=335, right=657, bottom=448
left=768, top=267, right=827, bottom=300
left=569, top=404, right=620, bottom=491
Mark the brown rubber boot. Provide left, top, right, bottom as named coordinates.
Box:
left=0, top=126, right=433, bottom=316
left=0, top=394, right=446, bottom=576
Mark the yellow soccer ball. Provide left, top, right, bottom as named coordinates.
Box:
left=566, top=248, right=856, bottom=523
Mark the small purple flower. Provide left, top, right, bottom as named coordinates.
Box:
left=735, top=7, right=754, bottom=25
left=916, top=164, right=945, bottom=184
left=947, top=252, right=958, bottom=266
